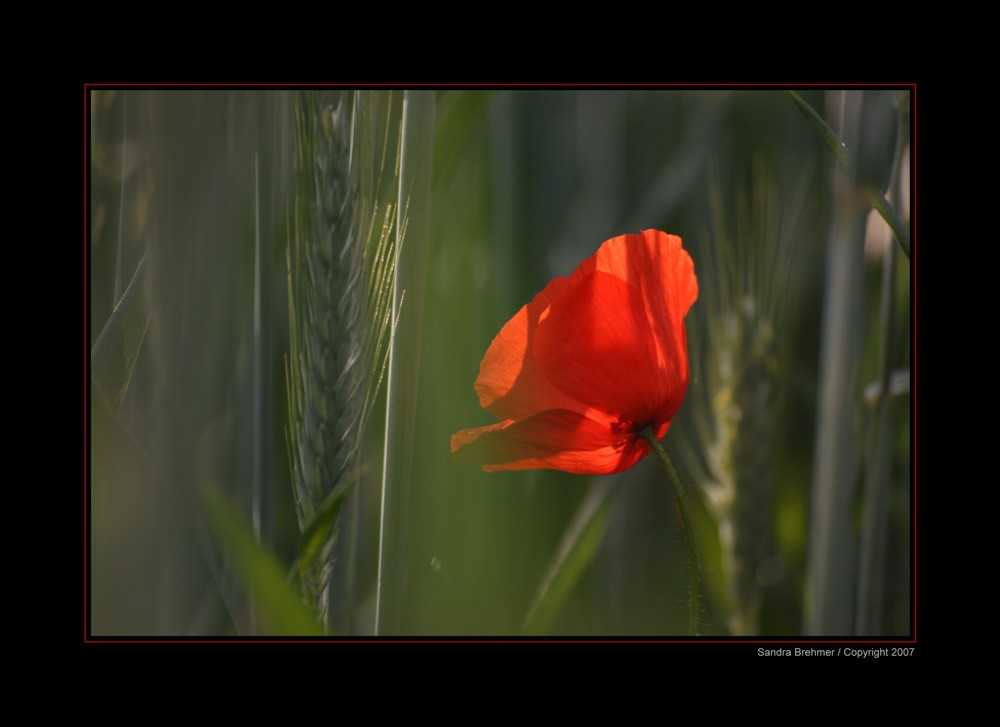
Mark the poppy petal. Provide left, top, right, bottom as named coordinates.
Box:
left=589, top=232, right=696, bottom=412
left=534, top=268, right=688, bottom=427
left=473, top=276, right=586, bottom=421
left=586, top=230, right=698, bottom=332
left=450, top=409, right=650, bottom=475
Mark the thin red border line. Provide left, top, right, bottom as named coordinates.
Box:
left=83, top=85, right=89, bottom=641
left=911, top=85, right=917, bottom=642
left=81, top=82, right=916, bottom=90
left=84, top=637, right=915, bottom=644
left=82, top=84, right=917, bottom=643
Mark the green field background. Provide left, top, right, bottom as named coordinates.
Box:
left=89, top=89, right=911, bottom=637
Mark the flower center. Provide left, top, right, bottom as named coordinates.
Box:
left=610, top=417, right=657, bottom=452
left=610, top=418, right=635, bottom=452
left=610, top=418, right=634, bottom=436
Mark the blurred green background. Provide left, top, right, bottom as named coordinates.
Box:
left=88, top=89, right=911, bottom=637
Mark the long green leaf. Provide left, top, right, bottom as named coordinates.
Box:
left=786, top=90, right=848, bottom=164
left=204, top=486, right=323, bottom=636
left=523, top=481, right=614, bottom=635
left=867, top=190, right=911, bottom=259
left=296, top=469, right=362, bottom=583
left=786, top=90, right=910, bottom=260
left=375, top=90, right=436, bottom=635
left=91, top=252, right=150, bottom=410
left=806, top=90, right=867, bottom=635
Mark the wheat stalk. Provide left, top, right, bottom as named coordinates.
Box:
left=696, top=161, right=806, bottom=635
left=703, top=300, right=777, bottom=635
left=286, top=90, right=404, bottom=632
left=286, top=90, right=366, bottom=630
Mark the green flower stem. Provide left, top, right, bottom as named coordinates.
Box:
left=640, top=427, right=700, bottom=636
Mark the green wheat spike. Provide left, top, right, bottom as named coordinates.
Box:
left=287, top=91, right=404, bottom=633
left=705, top=301, right=777, bottom=636
left=699, top=161, right=806, bottom=636
left=288, top=91, right=363, bottom=627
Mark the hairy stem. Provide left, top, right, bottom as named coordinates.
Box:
left=641, top=427, right=700, bottom=636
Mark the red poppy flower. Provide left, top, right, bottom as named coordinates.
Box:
left=451, top=230, right=698, bottom=475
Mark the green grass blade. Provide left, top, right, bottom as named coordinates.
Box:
left=857, top=205, right=902, bottom=634
left=786, top=90, right=848, bottom=164
left=523, top=481, right=614, bottom=635
left=867, top=191, right=910, bottom=259
left=114, top=92, right=128, bottom=302
left=375, top=90, right=436, bottom=635
left=296, top=469, right=362, bottom=584
left=786, top=90, right=910, bottom=259
left=91, top=252, right=150, bottom=410
left=806, top=90, right=867, bottom=635
left=204, top=486, right=323, bottom=636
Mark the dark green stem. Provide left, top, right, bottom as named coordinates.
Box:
left=640, top=427, right=700, bottom=636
